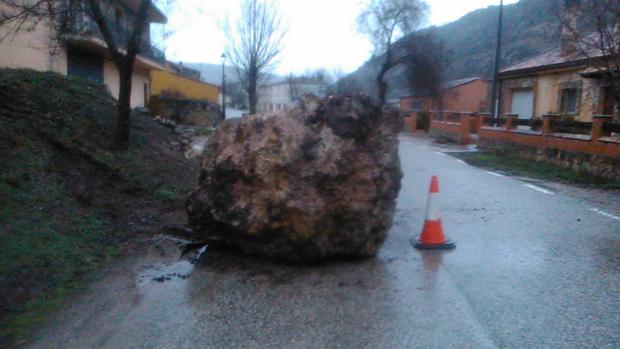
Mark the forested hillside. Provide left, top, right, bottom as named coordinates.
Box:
left=340, top=0, right=561, bottom=99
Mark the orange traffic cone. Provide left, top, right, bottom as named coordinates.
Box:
left=411, top=176, right=456, bottom=250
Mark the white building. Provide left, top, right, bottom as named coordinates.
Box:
left=257, top=77, right=328, bottom=113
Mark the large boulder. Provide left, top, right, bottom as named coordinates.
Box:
left=186, top=95, right=402, bottom=262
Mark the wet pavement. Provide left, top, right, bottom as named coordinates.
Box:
left=27, top=134, right=620, bottom=348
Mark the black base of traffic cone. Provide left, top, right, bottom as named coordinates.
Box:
left=410, top=237, right=456, bottom=250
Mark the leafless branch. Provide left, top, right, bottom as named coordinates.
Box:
left=357, top=0, right=427, bottom=105
left=223, top=0, right=287, bottom=114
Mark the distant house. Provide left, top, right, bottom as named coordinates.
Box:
left=399, top=77, right=489, bottom=114
left=0, top=0, right=167, bottom=109
left=497, top=2, right=615, bottom=121
left=257, top=77, right=328, bottom=113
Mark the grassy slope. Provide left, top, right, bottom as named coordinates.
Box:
left=0, top=69, right=199, bottom=345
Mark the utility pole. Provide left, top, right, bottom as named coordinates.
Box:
left=490, top=0, right=504, bottom=120
left=221, top=53, right=227, bottom=119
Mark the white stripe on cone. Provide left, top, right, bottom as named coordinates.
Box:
left=425, top=192, right=441, bottom=221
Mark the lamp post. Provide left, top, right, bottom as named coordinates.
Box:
left=221, top=52, right=226, bottom=119
left=490, top=0, right=504, bottom=121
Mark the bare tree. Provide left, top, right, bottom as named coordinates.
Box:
left=224, top=0, right=286, bottom=115
left=88, top=0, right=153, bottom=150
left=357, top=0, right=427, bottom=106
left=399, top=33, right=448, bottom=112
left=287, top=73, right=299, bottom=102
left=0, top=0, right=163, bottom=150
left=559, top=0, right=620, bottom=120
left=304, top=68, right=333, bottom=85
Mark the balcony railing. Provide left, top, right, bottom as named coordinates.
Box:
left=69, top=12, right=165, bottom=64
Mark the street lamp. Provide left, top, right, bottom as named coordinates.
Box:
left=221, top=52, right=226, bottom=119
left=490, top=0, right=504, bottom=122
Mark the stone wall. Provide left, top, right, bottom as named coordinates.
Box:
left=150, top=96, right=223, bottom=127
left=478, top=138, right=620, bottom=180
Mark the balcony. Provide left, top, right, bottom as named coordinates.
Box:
left=68, top=12, right=166, bottom=64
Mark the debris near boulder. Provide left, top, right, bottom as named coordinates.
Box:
left=186, top=94, right=402, bottom=262
left=153, top=115, right=178, bottom=128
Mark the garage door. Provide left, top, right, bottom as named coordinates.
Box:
left=67, top=48, right=104, bottom=83
left=511, top=89, right=534, bottom=119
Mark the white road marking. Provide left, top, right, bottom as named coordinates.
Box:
left=485, top=171, right=505, bottom=177
left=590, top=208, right=620, bottom=221
left=523, top=184, right=555, bottom=195
left=435, top=152, right=447, bottom=156
left=456, top=159, right=467, bottom=165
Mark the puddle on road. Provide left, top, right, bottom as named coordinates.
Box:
left=137, top=260, right=195, bottom=286
left=135, top=236, right=209, bottom=288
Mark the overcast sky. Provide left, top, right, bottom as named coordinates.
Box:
left=160, top=0, right=518, bottom=75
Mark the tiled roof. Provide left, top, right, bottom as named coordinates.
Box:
left=399, top=76, right=482, bottom=98
left=500, top=32, right=606, bottom=75
left=500, top=47, right=581, bottom=74
left=442, top=77, right=481, bottom=89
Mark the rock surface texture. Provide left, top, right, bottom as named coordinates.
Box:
left=186, top=95, right=402, bottom=262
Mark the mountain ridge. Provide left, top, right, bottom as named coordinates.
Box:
left=180, top=62, right=284, bottom=86
left=340, top=0, right=562, bottom=99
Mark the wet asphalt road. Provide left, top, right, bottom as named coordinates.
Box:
left=28, top=134, right=620, bottom=348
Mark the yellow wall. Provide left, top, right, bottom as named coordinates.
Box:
left=534, top=71, right=598, bottom=121
left=501, top=68, right=606, bottom=122
left=151, top=70, right=220, bottom=103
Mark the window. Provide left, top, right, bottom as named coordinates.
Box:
left=510, top=89, right=534, bottom=119
left=67, top=48, right=104, bottom=83
left=560, top=88, right=578, bottom=114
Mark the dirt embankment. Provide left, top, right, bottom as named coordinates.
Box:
left=0, top=69, right=200, bottom=346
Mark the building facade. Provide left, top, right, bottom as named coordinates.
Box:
left=498, top=51, right=614, bottom=121
left=497, top=1, right=615, bottom=121
left=0, top=0, right=167, bottom=108
left=400, top=77, right=489, bottom=114
left=257, top=77, right=328, bottom=113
